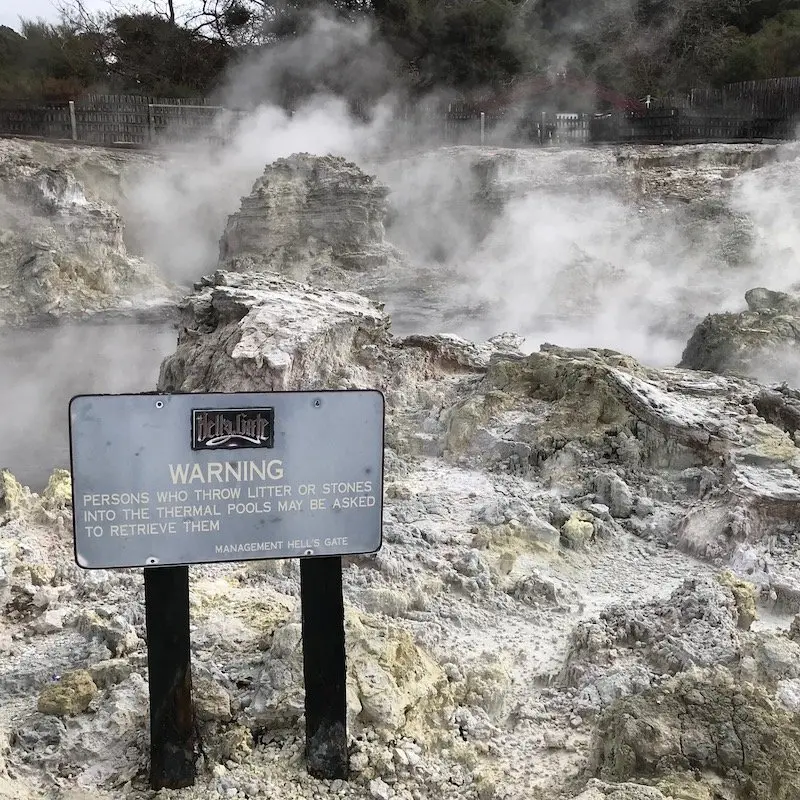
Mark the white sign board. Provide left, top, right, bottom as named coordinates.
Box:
left=69, top=391, right=384, bottom=569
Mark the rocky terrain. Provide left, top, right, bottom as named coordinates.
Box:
left=0, top=139, right=183, bottom=489
left=0, top=139, right=178, bottom=327
left=370, top=142, right=800, bottom=357
left=3, top=134, right=800, bottom=800
left=219, top=154, right=399, bottom=279
left=680, top=286, right=800, bottom=381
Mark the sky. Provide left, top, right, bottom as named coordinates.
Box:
left=0, top=0, right=129, bottom=31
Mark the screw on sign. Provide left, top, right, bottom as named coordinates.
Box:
left=69, top=390, right=384, bottom=788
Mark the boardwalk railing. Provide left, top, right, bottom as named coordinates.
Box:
left=0, top=92, right=799, bottom=147
left=438, top=105, right=593, bottom=145
left=0, top=102, right=73, bottom=140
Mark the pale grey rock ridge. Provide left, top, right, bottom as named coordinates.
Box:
left=0, top=154, right=177, bottom=326
left=219, top=154, right=396, bottom=281
left=158, top=271, right=800, bottom=610
left=157, top=270, right=523, bottom=461
left=679, top=286, right=800, bottom=382
left=560, top=576, right=747, bottom=703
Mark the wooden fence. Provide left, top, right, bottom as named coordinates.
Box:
left=0, top=95, right=595, bottom=147
left=0, top=89, right=799, bottom=147
left=435, top=104, right=593, bottom=145
left=590, top=107, right=799, bottom=143
left=677, top=77, right=800, bottom=117
left=0, top=94, right=234, bottom=147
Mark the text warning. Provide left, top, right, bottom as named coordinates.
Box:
left=69, top=390, right=385, bottom=569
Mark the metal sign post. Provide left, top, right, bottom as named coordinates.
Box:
left=69, top=390, right=384, bottom=788
left=144, top=565, right=198, bottom=788
left=301, top=556, right=348, bottom=778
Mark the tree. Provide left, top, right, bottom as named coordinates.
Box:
left=0, top=25, right=25, bottom=67
left=712, top=28, right=765, bottom=83
left=750, top=10, right=800, bottom=75
left=516, top=0, right=800, bottom=97
left=106, top=13, right=231, bottom=93
left=179, top=0, right=368, bottom=48
left=371, top=0, right=532, bottom=91
left=7, top=0, right=800, bottom=107
left=0, top=18, right=107, bottom=99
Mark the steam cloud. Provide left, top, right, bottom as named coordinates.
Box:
left=121, top=14, right=800, bottom=373
left=6, top=12, right=800, bottom=488
left=0, top=325, right=177, bottom=489
left=123, top=13, right=401, bottom=282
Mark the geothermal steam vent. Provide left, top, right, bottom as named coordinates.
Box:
left=0, top=152, right=175, bottom=326
left=218, top=154, right=393, bottom=279
left=9, top=140, right=800, bottom=800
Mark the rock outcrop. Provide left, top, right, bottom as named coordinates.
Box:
left=246, top=608, right=454, bottom=745
left=7, top=138, right=800, bottom=800
left=157, top=272, right=800, bottom=625
left=679, top=287, right=800, bottom=381
left=0, top=469, right=29, bottom=523
left=159, top=273, right=800, bottom=610
left=562, top=576, right=749, bottom=693
left=158, top=269, right=523, bottom=458
left=452, top=345, right=800, bottom=601
left=158, top=270, right=390, bottom=393
left=0, top=148, right=177, bottom=326
left=570, top=780, right=676, bottom=800
left=218, top=154, right=396, bottom=282
left=592, top=667, right=800, bottom=800
left=37, top=670, right=98, bottom=716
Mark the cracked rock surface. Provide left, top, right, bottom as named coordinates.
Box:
left=219, top=153, right=400, bottom=282
left=593, top=666, right=800, bottom=800
left=0, top=140, right=178, bottom=327
left=4, top=138, right=800, bottom=800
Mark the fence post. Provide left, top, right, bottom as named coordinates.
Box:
left=480, top=111, right=485, bottom=145
left=148, top=104, right=155, bottom=144
left=69, top=101, right=77, bottom=142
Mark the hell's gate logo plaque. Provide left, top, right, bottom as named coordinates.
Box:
left=191, top=407, right=274, bottom=450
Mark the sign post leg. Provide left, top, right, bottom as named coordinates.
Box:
left=300, top=555, right=349, bottom=780
left=144, top=565, right=198, bottom=790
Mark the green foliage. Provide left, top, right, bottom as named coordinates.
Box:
left=0, top=21, right=106, bottom=100
left=0, top=11, right=232, bottom=100
left=374, top=0, right=528, bottom=89
left=518, top=0, right=800, bottom=97
left=5, top=0, right=800, bottom=104
left=0, top=25, right=24, bottom=67
left=426, top=0, right=526, bottom=88
left=752, top=10, right=800, bottom=75
left=108, top=14, right=230, bottom=94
